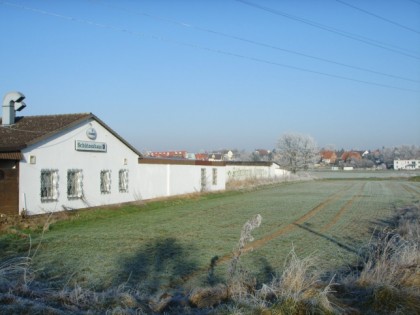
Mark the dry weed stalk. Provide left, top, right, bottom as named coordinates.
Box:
left=227, top=214, right=262, bottom=304
left=263, top=248, right=338, bottom=314
left=357, top=205, right=420, bottom=290
left=342, top=204, right=420, bottom=314
left=228, top=214, right=262, bottom=279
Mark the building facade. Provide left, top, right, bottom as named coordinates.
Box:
left=394, top=159, right=420, bottom=170
left=0, top=92, right=289, bottom=216
left=0, top=113, right=143, bottom=215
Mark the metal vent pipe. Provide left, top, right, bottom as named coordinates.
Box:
left=2, top=91, right=26, bottom=126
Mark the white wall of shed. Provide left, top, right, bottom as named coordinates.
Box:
left=136, top=163, right=226, bottom=200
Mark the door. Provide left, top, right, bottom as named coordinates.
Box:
left=0, top=165, right=19, bottom=216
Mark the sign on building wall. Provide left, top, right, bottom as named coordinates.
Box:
left=75, top=140, right=107, bottom=152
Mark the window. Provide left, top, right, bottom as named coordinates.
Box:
left=41, top=169, right=59, bottom=202
left=67, top=169, right=83, bottom=199
left=100, top=170, right=111, bottom=194
left=201, top=168, right=207, bottom=192
left=119, top=169, right=129, bottom=193
left=212, top=168, right=218, bottom=185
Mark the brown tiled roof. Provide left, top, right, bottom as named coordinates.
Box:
left=341, top=151, right=362, bottom=161
left=320, top=150, right=336, bottom=159
left=0, top=113, right=142, bottom=157
left=0, top=113, right=91, bottom=151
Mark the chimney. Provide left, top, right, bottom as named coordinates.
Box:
left=2, top=91, right=26, bottom=126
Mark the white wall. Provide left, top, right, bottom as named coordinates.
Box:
left=19, top=119, right=141, bottom=215
left=394, top=160, right=420, bottom=170
left=226, top=163, right=290, bottom=181
left=137, top=162, right=225, bottom=200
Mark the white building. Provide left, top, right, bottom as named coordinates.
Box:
left=394, top=159, right=420, bottom=170
left=0, top=110, right=144, bottom=216
left=0, top=92, right=286, bottom=216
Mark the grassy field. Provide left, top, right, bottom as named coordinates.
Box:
left=1, top=172, right=419, bottom=313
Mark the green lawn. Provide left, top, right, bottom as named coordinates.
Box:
left=1, top=175, right=419, bottom=294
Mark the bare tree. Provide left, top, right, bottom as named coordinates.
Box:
left=277, top=133, right=319, bottom=173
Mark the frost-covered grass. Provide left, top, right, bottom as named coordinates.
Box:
left=1, top=174, right=419, bottom=313
left=311, top=169, right=420, bottom=180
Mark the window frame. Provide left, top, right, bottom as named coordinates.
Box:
left=67, top=169, right=83, bottom=199
left=212, top=168, right=218, bottom=185
left=40, top=169, right=59, bottom=202
left=201, top=168, right=207, bottom=192
left=100, top=170, right=112, bottom=194
left=119, top=169, right=129, bottom=193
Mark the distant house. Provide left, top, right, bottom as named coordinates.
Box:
left=208, top=153, right=223, bottom=161
left=208, top=150, right=235, bottom=161
left=147, top=150, right=187, bottom=159
left=253, top=149, right=273, bottom=161
left=394, top=159, right=420, bottom=170
left=223, top=150, right=234, bottom=161
left=341, top=151, right=362, bottom=162
left=320, top=150, right=337, bottom=164
left=195, top=153, right=209, bottom=161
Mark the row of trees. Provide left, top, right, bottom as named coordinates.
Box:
left=271, top=134, right=419, bottom=173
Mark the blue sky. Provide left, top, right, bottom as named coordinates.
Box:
left=1, top=0, right=419, bottom=152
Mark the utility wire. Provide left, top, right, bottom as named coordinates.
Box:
left=1, top=1, right=418, bottom=93
left=335, top=0, right=420, bottom=35
left=234, top=0, right=420, bottom=60
left=407, top=0, right=420, bottom=6
left=89, top=0, right=419, bottom=83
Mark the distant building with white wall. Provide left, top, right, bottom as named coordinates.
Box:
left=226, top=161, right=290, bottom=181
left=394, top=159, right=420, bottom=170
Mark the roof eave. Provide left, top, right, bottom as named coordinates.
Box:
left=24, top=113, right=94, bottom=148
left=88, top=114, right=143, bottom=158
left=0, top=145, right=26, bottom=152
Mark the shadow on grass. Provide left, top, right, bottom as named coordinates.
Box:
left=115, top=237, right=199, bottom=294
left=294, top=223, right=358, bottom=254
left=255, top=257, right=276, bottom=285
left=0, top=234, right=31, bottom=261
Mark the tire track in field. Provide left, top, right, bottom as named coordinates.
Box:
left=179, top=185, right=350, bottom=285
left=402, top=184, right=420, bottom=197
left=214, top=185, right=350, bottom=265
left=320, top=182, right=366, bottom=233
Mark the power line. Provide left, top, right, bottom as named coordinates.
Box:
left=407, top=0, right=420, bottom=5
left=1, top=1, right=418, bottom=93
left=234, top=0, right=420, bottom=60
left=335, top=0, right=420, bottom=35
left=89, top=0, right=419, bottom=83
